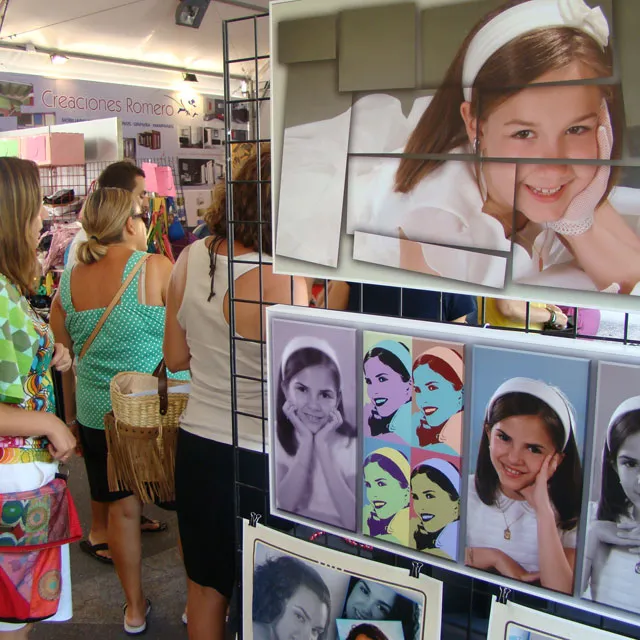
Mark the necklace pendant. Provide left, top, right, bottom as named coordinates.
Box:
left=504, top=528, right=511, bottom=540
left=635, top=562, right=640, bottom=575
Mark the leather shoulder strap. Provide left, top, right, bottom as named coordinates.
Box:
left=78, top=253, right=151, bottom=361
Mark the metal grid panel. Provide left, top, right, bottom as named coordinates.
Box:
left=222, top=13, right=640, bottom=639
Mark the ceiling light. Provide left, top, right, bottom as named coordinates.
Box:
left=50, top=54, right=69, bottom=65
left=182, top=72, right=198, bottom=83
left=175, top=0, right=209, bottom=29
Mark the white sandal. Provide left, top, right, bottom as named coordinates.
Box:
left=123, top=598, right=151, bottom=635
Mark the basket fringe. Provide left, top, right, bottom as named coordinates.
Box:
left=105, top=413, right=178, bottom=504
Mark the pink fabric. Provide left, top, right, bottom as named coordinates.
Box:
left=559, top=306, right=601, bottom=336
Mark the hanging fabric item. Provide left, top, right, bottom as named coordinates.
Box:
left=147, top=198, right=175, bottom=263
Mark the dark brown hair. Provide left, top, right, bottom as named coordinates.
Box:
left=346, top=624, right=389, bottom=640
left=597, top=409, right=640, bottom=522
left=253, top=556, right=331, bottom=639
left=98, top=161, right=145, bottom=191
left=395, top=0, right=621, bottom=196
left=204, top=145, right=272, bottom=255
left=0, top=157, right=42, bottom=294
left=475, top=391, right=582, bottom=530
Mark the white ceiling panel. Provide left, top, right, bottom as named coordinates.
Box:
left=0, top=0, right=270, bottom=76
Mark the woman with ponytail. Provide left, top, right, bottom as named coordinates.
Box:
left=50, top=187, right=187, bottom=635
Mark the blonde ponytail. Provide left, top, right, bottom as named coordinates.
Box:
left=77, top=235, right=108, bottom=265
left=77, top=188, right=135, bottom=265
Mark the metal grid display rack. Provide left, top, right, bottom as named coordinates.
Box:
left=221, top=12, right=640, bottom=640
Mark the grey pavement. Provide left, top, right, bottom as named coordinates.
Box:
left=32, top=454, right=189, bottom=640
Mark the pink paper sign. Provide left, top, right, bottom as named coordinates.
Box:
left=22, top=135, right=48, bottom=164
left=141, top=162, right=158, bottom=193
left=156, top=166, right=177, bottom=198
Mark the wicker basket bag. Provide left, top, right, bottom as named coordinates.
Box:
left=105, top=361, right=189, bottom=503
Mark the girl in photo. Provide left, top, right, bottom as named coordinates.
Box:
left=345, top=624, right=389, bottom=640
left=363, top=448, right=411, bottom=545
left=354, top=0, right=640, bottom=294
left=412, top=346, right=464, bottom=455
left=342, top=577, right=419, bottom=640
left=253, top=556, right=331, bottom=640
left=410, top=459, right=460, bottom=560
left=466, top=377, right=583, bottom=594
left=276, top=336, right=357, bottom=530
left=363, top=339, right=412, bottom=443
left=581, top=397, right=640, bottom=614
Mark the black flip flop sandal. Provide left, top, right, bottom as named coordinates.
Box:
left=140, top=515, right=168, bottom=533
left=79, top=539, right=114, bottom=565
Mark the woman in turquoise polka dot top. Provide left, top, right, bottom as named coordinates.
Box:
left=50, top=187, right=188, bottom=635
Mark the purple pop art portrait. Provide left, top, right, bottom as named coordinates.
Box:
left=363, top=332, right=413, bottom=445
left=271, top=318, right=358, bottom=532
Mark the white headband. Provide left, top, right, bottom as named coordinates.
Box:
left=280, top=336, right=342, bottom=379
left=486, top=377, right=575, bottom=449
left=413, top=458, right=461, bottom=495
left=462, top=0, right=610, bottom=102
left=607, top=396, right=640, bottom=449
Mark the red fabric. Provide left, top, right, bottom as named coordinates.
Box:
left=0, top=479, right=82, bottom=623
left=0, top=478, right=82, bottom=552
left=0, top=546, right=61, bottom=623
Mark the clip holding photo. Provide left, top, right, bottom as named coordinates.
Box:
left=498, top=586, right=512, bottom=605
left=249, top=512, right=263, bottom=528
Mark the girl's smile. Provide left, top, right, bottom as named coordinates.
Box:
left=364, top=461, right=409, bottom=521
left=467, top=62, right=603, bottom=225
left=364, top=356, right=411, bottom=419
left=488, top=414, right=559, bottom=500
left=345, top=580, right=396, bottom=621
left=411, top=473, right=459, bottom=534
left=284, top=365, right=339, bottom=434
left=413, top=364, right=463, bottom=428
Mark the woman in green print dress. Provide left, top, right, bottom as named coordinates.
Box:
left=0, top=157, right=77, bottom=639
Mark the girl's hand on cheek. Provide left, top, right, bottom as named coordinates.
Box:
left=283, top=401, right=313, bottom=439
left=548, top=99, right=612, bottom=237
left=317, top=409, right=343, bottom=443
left=520, top=454, right=555, bottom=515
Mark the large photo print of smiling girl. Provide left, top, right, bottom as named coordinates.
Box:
left=465, top=345, right=590, bottom=594
left=580, top=361, right=640, bottom=616
left=271, top=318, right=358, bottom=531
left=349, top=0, right=640, bottom=294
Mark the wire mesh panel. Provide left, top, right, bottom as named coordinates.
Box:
left=222, top=13, right=640, bottom=640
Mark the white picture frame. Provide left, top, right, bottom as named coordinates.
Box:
left=243, top=520, right=443, bottom=640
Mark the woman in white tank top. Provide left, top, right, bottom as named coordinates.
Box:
left=164, top=147, right=308, bottom=640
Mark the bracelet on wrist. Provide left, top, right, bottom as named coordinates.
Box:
left=547, top=310, right=556, bottom=327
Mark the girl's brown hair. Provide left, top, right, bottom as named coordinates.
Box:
left=395, top=0, right=621, bottom=196
left=0, top=157, right=42, bottom=294
left=204, top=145, right=272, bottom=255
left=475, top=391, right=582, bottom=530
left=77, top=188, right=136, bottom=265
